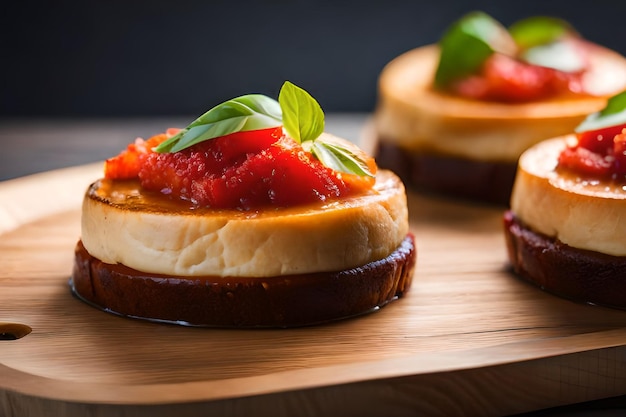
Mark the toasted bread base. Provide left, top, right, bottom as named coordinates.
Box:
left=375, top=140, right=517, bottom=205
left=504, top=211, right=626, bottom=309
left=70, top=234, right=416, bottom=328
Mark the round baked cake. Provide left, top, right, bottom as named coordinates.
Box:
left=70, top=82, right=417, bottom=327
left=373, top=12, right=626, bottom=205
left=504, top=91, right=626, bottom=308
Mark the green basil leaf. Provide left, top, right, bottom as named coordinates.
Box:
left=508, top=16, right=573, bottom=50
left=309, top=137, right=374, bottom=177
left=153, top=81, right=372, bottom=178
left=520, top=40, right=586, bottom=72
left=575, top=90, right=626, bottom=133
left=155, top=94, right=282, bottom=153
left=510, top=16, right=583, bottom=72
left=434, top=11, right=514, bottom=88
left=278, top=80, right=325, bottom=144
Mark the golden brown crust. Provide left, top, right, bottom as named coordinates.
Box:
left=511, top=137, right=626, bottom=256
left=80, top=169, right=409, bottom=277
left=70, top=235, right=417, bottom=327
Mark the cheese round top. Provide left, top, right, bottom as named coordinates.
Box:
left=81, top=169, right=409, bottom=277
left=510, top=137, right=626, bottom=256
left=375, top=45, right=626, bottom=162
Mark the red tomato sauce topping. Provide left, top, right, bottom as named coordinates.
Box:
left=104, top=127, right=376, bottom=210
left=452, top=53, right=586, bottom=103
left=557, top=123, right=626, bottom=180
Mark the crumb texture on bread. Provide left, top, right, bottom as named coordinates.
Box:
left=510, top=137, right=626, bottom=256
left=81, top=169, right=409, bottom=277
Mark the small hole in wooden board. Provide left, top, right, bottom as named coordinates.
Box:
left=0, top=322, right=32, bottom=340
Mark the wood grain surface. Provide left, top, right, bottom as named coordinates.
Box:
left=2, top=164, right=626, bottom=417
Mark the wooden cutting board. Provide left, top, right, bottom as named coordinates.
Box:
left=2, top=163, right=626, bottom=417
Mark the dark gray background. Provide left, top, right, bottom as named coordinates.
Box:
left=3, top=0, right=626, bottom=117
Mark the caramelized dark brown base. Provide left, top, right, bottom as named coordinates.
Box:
left=504, top=210, right=626, bottom=309
left=71, top=235, right=416, bottom=328
left=375, top=140, right=517, bottom=206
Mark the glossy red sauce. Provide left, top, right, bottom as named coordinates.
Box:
left=557, top=123, right=626, bottom=180
left=104, top=127, right=375, bottom=210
